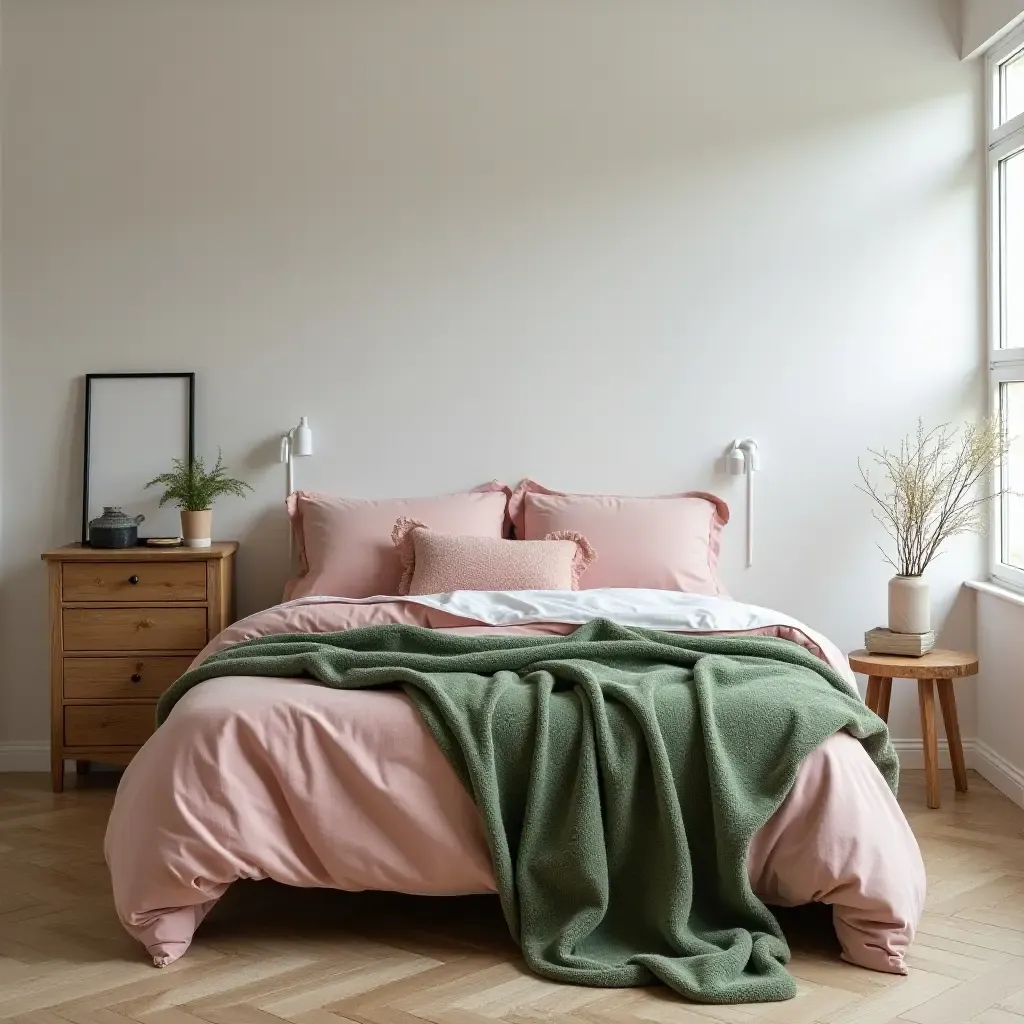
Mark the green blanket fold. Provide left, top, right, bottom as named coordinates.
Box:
left=157, top=619, right=895, bottom=1004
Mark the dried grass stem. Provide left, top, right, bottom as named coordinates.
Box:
left=857, top=419, right=1009, bottom=577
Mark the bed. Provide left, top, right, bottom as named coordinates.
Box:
left=105, top=587, right=925, bottom=998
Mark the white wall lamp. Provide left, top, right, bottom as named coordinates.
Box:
left=727, top=438, right=760, bottom=568
left=280, top=416, right=313, bottom=498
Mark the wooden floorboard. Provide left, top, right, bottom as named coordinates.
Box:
left=0, top=770, right=1022, bottom=1022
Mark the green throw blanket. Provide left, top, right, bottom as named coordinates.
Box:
left=157, top=619, right=895, bottom=1004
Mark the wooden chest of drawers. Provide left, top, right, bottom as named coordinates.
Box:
left=42, top=542, right=237, bottom=792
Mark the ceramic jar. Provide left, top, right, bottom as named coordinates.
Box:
left=888, top=575, right=930, bottom=634
left=88, top=506, right=144, bottom=548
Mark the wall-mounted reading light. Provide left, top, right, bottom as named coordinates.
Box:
left=280, top=416, right=313, bottom=498
left=727, top=438, right=759, bottom=568
left=281, top=416, right=313, bottom=563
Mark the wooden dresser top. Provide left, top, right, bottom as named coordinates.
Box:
left=42, top=542, right=238, bottom=562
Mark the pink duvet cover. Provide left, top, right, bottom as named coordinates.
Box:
left=105, top=592, right=925, bottom=977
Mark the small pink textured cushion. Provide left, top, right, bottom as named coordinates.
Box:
left=285, top=484, right=511, bottom=600
left=393, top=519, right=596, bottom=596
left=508, top=480, right=729, bottom=595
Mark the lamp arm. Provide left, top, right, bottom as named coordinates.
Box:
left=746, top=466, right=754, bottom=568
left=281, top=418, right=313, bottom=566
left=280, top=433, right=294, bottom=499
left=727, top=437, right=759, bottom=567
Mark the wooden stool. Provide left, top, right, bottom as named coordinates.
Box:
left=848, top=649, right=978, bottom=809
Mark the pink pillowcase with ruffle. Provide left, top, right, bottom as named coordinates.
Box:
left=508, top=480, right=729, bottom=596
left=392, top=518, right=596, bottom=596
left=285, top=483, right=511, bottom=599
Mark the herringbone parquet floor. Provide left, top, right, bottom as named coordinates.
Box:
left=0, top=769, right=1022, bottom=1023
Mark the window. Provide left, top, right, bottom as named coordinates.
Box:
left=1002, top=150, right=1024, bottom=350
left=999, top=48, right=1024, bottom=126
left=987, top=28, right=1024, bottom=589
left=1000, top=381, right=1024, bottom=571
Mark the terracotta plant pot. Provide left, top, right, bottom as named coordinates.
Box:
left=888, top=574, right=930, bottom=634
left=181, top=509, right=212, bottom=549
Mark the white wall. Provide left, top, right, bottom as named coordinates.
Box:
left=1, top=0, right=984, bottom=753
left=962, top=0, right=1024, bottom=57
left=975, top=590, right=1024, bottom=804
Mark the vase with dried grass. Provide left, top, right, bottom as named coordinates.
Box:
left=858, top=419, right=1009, bottom=634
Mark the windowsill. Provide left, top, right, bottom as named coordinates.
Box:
left=965, top=579, right=1024, bottom=608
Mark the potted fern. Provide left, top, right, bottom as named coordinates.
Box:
left=145, top=450, right=252, bottom=548
left=858, top=419, right=1009, bottom=634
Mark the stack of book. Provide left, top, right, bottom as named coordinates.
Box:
left=864, top=626, right=935, bottom=657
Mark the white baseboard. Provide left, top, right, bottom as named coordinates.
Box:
left=0, top=743, right=126, bottom=774
left=0, top=742, right=49, bottom=773
left=890, top=737, right=978, bottom=771
left=890, top=736, right=1024, bottom=810
left=973, top=740, right=1024, bottom=809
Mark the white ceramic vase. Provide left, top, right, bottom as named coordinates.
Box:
left=888, top=575, right=930, bottom=634
left=181, top=509, right=212, bottom=548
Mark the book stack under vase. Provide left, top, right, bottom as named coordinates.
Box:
left=864, top=626, right=935, bottom=657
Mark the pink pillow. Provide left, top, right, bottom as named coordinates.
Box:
left=392, top=518, right=596, bottom=596
left=285, top=483, right=511, bottom=599
left=508, top=480, right=729, bottom=595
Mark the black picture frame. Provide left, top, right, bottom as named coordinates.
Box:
left=82, top=372, right=196, bottom=544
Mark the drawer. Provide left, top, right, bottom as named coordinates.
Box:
left=64, top=656, right=193, bottom=700
left=64, top=704, right=156, bottom=748
left=62, top=607, right=207, bottom=652
left=62, top=561, right=206, bottom=602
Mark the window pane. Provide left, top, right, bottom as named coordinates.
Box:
left=1002, top=151, right=1024, bottom=348
left=1002, top=382, right=1024, bottom=570
left=1003, top=50, right=1024, bottom=124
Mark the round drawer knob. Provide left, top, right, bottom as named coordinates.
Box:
left=131, top=673, right=142, bottom=683
left=128, top=575, right=140, bottom=585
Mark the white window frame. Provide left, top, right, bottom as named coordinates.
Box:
left=987, top=26, right=1024, bottom=591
